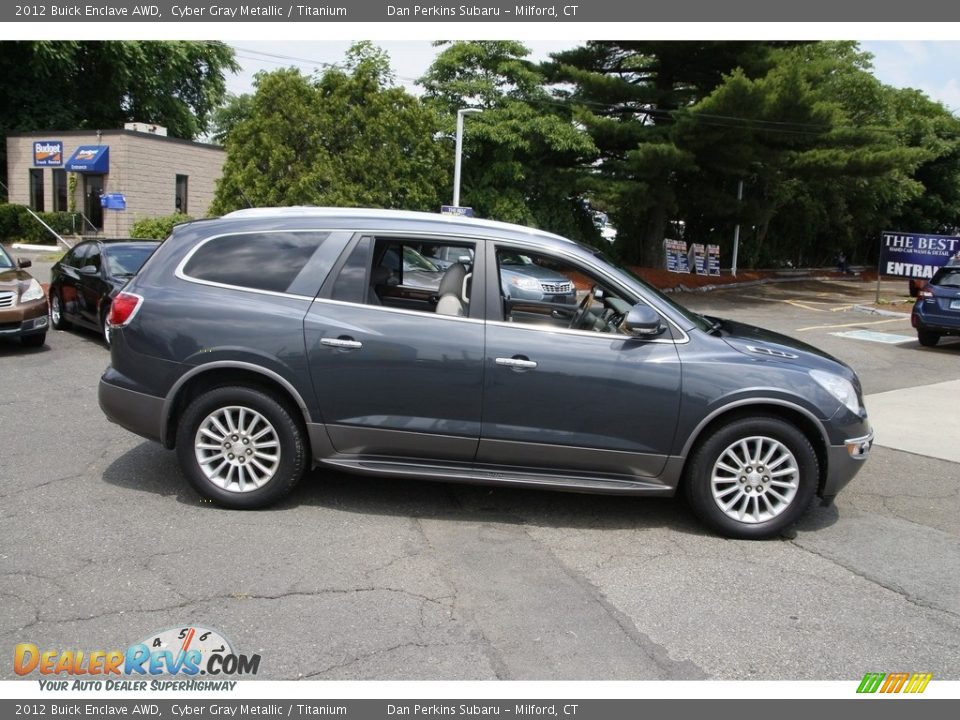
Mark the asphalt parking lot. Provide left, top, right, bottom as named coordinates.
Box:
left=1, top=272, right=958, bottom=681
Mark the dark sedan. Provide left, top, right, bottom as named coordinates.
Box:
left=912, top=260, right=960, bottom=346
left=49, top=240, right=159, bottom=346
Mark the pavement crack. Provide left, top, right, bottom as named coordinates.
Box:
left=788, top=539, right=960, bottom=620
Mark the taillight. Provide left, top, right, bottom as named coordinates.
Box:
left=108, top=292, right=144, bottom=327
left=918, top=287, right=934, bottom=300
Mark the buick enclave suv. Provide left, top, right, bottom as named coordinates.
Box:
left=98, top=208, right=872, bottom=538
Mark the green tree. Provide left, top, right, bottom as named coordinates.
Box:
left=212, top=43, right=448, bottom=214
left=549, top=41, right=789, bottom=262
left=0, top=41, right=238, bottom=185
left=420, top=41, right=598, bottom=242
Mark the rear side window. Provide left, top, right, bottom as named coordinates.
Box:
left=182, top=231, right=330, bottom=293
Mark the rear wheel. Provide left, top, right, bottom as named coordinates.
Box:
left=917, top=329, right=940, bottom=347
left=685, top=416, right=818, bottom=539
left=50, top=292, right=70, bottom=330
left=175, top=386, right=307, bottom=509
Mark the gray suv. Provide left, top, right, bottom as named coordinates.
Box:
left=98, top=208, right=872, bottom=539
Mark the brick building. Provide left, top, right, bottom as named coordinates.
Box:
left=6, top=124, right=225, bottom=237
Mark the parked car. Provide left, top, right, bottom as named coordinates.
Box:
left=911, top=259, right=960, bottom=346
left=426, top=245, right=577, bottom=305
left=49, top=239, right=159, bottom=346
left=0, top=245, right=48, bottom=347
left=98, top=208, right=872, bottom=539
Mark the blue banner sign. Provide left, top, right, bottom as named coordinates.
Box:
left=100, top=193, right=126, bottom=210
left=707, top=244, right=721, bottom=276
left=665, top=239, right=689, bottom=273
left=880, top=231, right=960, bottom=278
left=689, top=243, right=706, bottom=275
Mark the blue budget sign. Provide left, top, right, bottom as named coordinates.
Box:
left=880, top=231, right=960, bottom=279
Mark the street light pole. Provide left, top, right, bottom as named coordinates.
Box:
left=731, top=178, right=744, bottom=277
left=453, top=108, right=482, bottom=207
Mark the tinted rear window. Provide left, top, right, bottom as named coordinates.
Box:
left=932, top=267, right=960, bottom=287
left=182, top=232, right=329, bottom=293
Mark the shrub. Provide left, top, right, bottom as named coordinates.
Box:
left=0, top=204, right=83, bottom=244
left=130, top=213, right=193, bottom=240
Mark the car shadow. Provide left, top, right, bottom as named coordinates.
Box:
left=0, top=337, right=52, bottom=355
left=100, top=441, right=716, bottom=536
left=101, top=440, right=835, bottom=539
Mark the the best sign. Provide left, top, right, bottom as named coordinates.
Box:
left=880, top=231, right=960, bottom=278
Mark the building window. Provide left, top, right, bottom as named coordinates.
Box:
left=175, top=174, right=188, bottom=214
left=29, top=169, right=44, bottom=211
left=53, top=170, right=68, bottom=212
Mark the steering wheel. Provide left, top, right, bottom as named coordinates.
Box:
left=569, top=286, right=595, bottom=331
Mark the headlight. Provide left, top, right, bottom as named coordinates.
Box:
left=510, top=276, right=541, bottom=291
left=809, top=369, right=860, bottom=415
left=20, top=279, right=45, bottom=303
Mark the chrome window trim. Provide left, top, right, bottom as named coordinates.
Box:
left=173, top=226, right=690, bottom=343
left=174, top=228, right=345, bottom=301
left=485, top=319, right=683, bottom=345
left=312, top=295, right=485, bottom=325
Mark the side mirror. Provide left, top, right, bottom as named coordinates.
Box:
left=17, top=258, right=32, bottom=269
left=79, top=265, right=99, bottom=275
left=625, top=303, right=665, bottom=337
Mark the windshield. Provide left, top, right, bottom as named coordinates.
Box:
left=932, top=267, right=960, bottom=288
left=0, top=245, right=13, bottom=270
left=402, top=246, right=440, bottom=273
left=499, top=250, right=533, bottom=266
left=104, top=246, right=156, bottom=277
left=588, top=249, right=714, bottom=332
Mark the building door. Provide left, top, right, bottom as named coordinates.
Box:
left=84, top=174, right=104, bottom=230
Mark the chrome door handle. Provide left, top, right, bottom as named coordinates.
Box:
left=495, top=357, right=537, bottom=370
left=321, top=337, right=363, bottom=350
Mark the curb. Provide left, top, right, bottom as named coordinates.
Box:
left=661, top=275, right=832, bottom=294
left=853, top=304, right=912, bottom=318
left=11, top=243, right=63, bottom=253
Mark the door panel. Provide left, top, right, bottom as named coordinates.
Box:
left=478, top=323, right=682, bottom=478
left=304, top=301, right=485, bottom=461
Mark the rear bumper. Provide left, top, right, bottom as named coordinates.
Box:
left=821, top=430, right=874, bottom=501
left=98, top=375, right=165, bottom=444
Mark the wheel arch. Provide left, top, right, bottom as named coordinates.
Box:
left=677, top=400, right=829, bottom=497
left=161, top=362, right=312, bottom=449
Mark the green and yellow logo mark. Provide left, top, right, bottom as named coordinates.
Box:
left=857, top=672, right=932, bottom=694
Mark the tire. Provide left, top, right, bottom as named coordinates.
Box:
left=684, top=416, right=818, bottom=539
left=175, top=386, right=307, bottom=509
left=101, top=305, right=112, bottom=347
left=21, top=332, right=46, bottom=348
left=50, top=292, right=70, bottom=330
left=917, top=329, right=940, bottom=347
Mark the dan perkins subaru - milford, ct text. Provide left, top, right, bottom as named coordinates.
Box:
left=387, top=5, right=580, bottom=16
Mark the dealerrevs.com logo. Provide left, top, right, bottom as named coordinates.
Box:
left=857, top=672, right=933, bottom=694
left=14, top=626, right=260, bottom=691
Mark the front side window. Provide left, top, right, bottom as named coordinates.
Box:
left=182, top=231, right=330, bottom=294
left=495, top=246, right=636, bottom=335
left=105, top=246, right=156, bottom=278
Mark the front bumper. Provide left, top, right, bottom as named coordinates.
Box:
left=0, top=299, right=49, bottom=338
left=821, top=429, right=874, bottom=501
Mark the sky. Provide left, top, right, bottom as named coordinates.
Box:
left=225, top=40, right=960, bottom=112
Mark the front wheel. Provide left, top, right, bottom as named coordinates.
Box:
left=175, top=386, right=307, bottom=509
left=684, top=416, right=818, bottom=539
left=101, top=305, right=112, bottom=346
left=917, top=329, right=940, bottom=347
left=50, top=292, right=70, bottom=330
